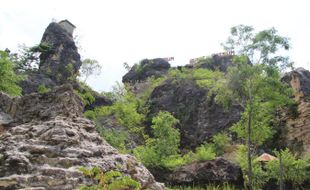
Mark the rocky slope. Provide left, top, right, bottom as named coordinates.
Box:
left=0, top=85, right=164, bottom=190
left=281, top=68, right=310, bottom=156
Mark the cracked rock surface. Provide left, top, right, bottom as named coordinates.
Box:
left=0, top=85, right=164, bottom=190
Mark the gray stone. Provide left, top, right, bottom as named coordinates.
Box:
left=122, top=58, right=170, bottom=83
left=0, top=85, right=164, bottom=190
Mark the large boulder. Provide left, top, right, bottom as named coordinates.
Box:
left=280, top=68, right=310, bottom=156
left=148, top=78, right=242, bottom=149
left=122, top=58, right=170, bottom=83
left=151, top=158, right=243, bottom=187
left=39, top=22, right=82, bottom=83
left=0, top=85, right=164, bottom=190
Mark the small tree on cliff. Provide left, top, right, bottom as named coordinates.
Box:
left=80, top=58, right=102, bottom=82
left=0, top=50, right=22, bottom=96
left=213, top=25, right=293, bottom=190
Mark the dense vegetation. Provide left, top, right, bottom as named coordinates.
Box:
left=0, top=50, right=22, bottom=96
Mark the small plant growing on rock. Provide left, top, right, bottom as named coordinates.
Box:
left=37, top=84, right=50, bottom=93
left=79, top=166, right=141, bottom=190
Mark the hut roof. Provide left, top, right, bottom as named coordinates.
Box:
left=256, top=153, right=277, bottom=162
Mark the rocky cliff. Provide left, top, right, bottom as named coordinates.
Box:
left=20, top=21, right=111, bottom=110
left=148, top=78, right=242, bottom=149
left=0, top=85, right=164, bottom=190
left=281, top=68, right=310, bottom=156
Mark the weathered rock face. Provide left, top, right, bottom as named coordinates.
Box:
left=148, top=78, right=242, bottom=149
left=281, top=68, right=310, bottom=156
left=21, top=21, right=82, bottom=95
left=20, top=72, right=57, bottom=95
left=1, top=84, right=83, bottom=125
left=39, top=22, right=81, bottom=83
left=122, top=58, right=170, bottom=83
left=151, top=158, right=243, bottom=187
left=0, top=85, right=164, bottom=190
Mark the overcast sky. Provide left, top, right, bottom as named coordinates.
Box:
left=1, top=0, right=309, bottom=92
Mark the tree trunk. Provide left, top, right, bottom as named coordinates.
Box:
left=247, top=80, right=253, bottom=190
left=279, top=152, right=284, bottom=190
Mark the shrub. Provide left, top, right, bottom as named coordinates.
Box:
left=212, top=133, right=231, bottom=156
left=195, top=145, right=216, bottom=161
left=37, top=84, right=50, bottom=93
left=74, top=82, right=96, bottom=106
left=99, top=128, right=128, bottom=153
left=0, top=50, right=22, bottom=96
left=134, top=111, right=180, bottom=168
left=266, top=149, right=310, bottom=187
left=79, top=167, right=141, bottom=190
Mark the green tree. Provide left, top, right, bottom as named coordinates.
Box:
left=80, top=58, right=102, bottom=82
left=134, top=111, right=179, bottom=167
left=0, top=50, right=22, bottom=96
left=222, top=25, right=292, bottom=70
left=214, top=25, right=293, bottom=190
left=266, top=149, right=310, bottom=189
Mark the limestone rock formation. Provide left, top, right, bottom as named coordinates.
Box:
left=20, top=21, right=81, bottom=94
left=39, top=22, right=81, bottom=83
left=20, top=72, right=57, bottom=95
left=19, top=21, right=111, bottom=111
left=148, top=78, right=242, bottom=149
left=0, top=85, right=164, bottom=190
left=281, top=68, right=310, bottom=156
left=122, top=58, right=170, bottom=83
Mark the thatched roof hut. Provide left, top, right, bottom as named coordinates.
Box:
left=256, top=153, right=277, bottom=162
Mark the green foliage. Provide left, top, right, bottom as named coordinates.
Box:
left=86, top=83, right=150, bottom=152
left=212, top=133, right=231, bottom=156
left=74, top=82, right=96, bottom=106
left=0, top=50, right=22, bottom=96
left=80, top=58, right=102, bottom=83
left=222, top=25, right=291, bottom=70
left=131, top=59, right=151, bottom=74
left=235, top=145, right=269, bottom=189
left=168, top=68, right=224, bottom=89
left=97, top=95, right=145, bottom=135
left=194, top=144, right=216, bottom=161
left=84, top=110, right=97, bottom=120
left=266, top=149, right=310, bottom=186
left=11, top=43, right=52, bottom=71
left=37, top=84, right=50, bottom=93
left=65, top=63, right=75, bottom=81
left=223, top=62, right=293, bottom=147
left=134, top=111, right=179, bottom=168
left=151, top=111, right=180, bottom=157
left=99, top=128, right=128, bottom=153
left=79, top=166, right=141, bottom=190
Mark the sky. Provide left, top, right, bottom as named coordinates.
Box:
left=1, top=0, right=310, bottom=92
